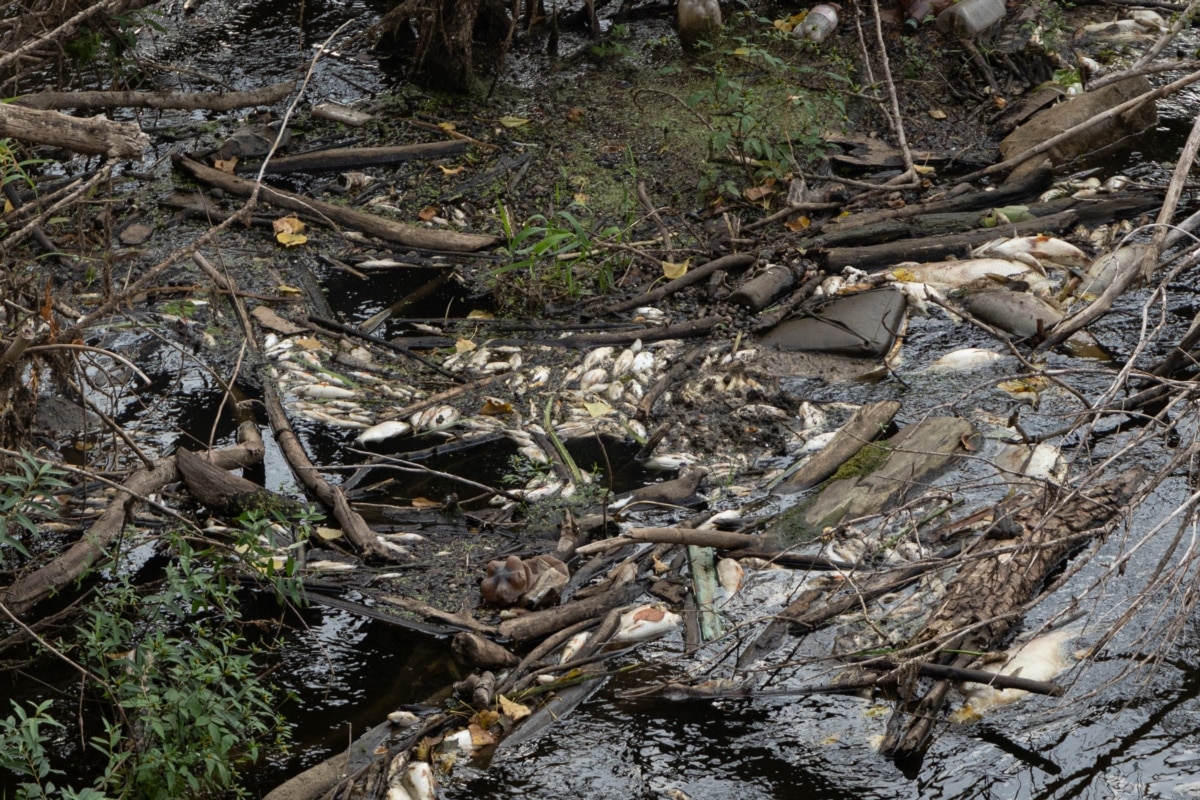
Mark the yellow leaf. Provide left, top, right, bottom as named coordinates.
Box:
left=468, top=723, right=497, bottom=746
left=929, top=108, right=948, bottom=120
left=275, top=231, right=308, bottom=247
left=480, top=398, right=513, bottom=416
left=785, top=215, right=811, bottom=232
left=733, top=46, right=751, bottom=56
left=294, top=336, right=323, bottom=350
left=583, top=400, right=613, bottom=417
left=891, top=267, right=917, bottom=282
left=499, top=115, right=530, bottom=128
left=467, top=310, right=494, bottom=319
left=662, top=259, right=690, bottom=280
left=411, top=496, right=441, bottom=509
left=438, top=121, right=457, bottom=132
left=455, top=338, right=476, bottom=353
left=316, top=526, right=343, bottom=540
left=498, top=695, right=531, bottom=721
left=277, top=284, right=302, bottom=295
left=438, top=164, right=464, bottom=176
left=574, top=192, right=589, bottom=205
left=419, top=205, right=438, bottom=221
left=2, top=198, right=11, bottom=213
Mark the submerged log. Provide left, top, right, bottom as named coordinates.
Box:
left=799, top=416, right=975, bottom=534
left=880, top=468, right=1144, bottom=762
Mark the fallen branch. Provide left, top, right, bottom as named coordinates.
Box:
left=174, top=155, right=501, bottom=252
left=13, top=82, right=296, bottom=111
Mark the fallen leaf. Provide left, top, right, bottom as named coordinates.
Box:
left=573, top=192, right=589, bottom=205
left=411, top=497, right=441, bottom=509
left=468, top=724, right=497, bottom=746
left=480, top=398, right=513, bottom=416
left=743, top=183, right=775, bottom=202
left=498, top=695, right=531, bottom=721
left=213, top=156, right=238, bottom=173
left=438, top=121, right=457, bottom=132
left=455, top=338, right=476, bottom=353
left=276, top=231, right=307, bottom=247
left=733, top=46, right=751, bottom=56
left=293, top=336, right=323, bottom=350
left=662, top=259, right=690, bottom=280
left=583, top=400, right=613, bottom=417
left=994, top=96, right=1008, bottom=109
left=929, top=108, right=948, bottom=120
left=250, top=305, right=304, bottom=334
left=960, top=434, right=976, bottom=452
left=785, top=215, right=811, bottom=232
left=566, top=107, right=585, bottom=123
left=315, top=526, right=344, bottom=540
left=419, top=205, right=438, bottom=221
left=467, top=309, right=495, bottom=319
left=499, top=115, right=530, bottom=128
left=438, top=164, right=464, bottom=176
left=277, top=283, right=302, bottom=295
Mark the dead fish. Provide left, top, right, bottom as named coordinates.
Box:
left=579, top=367, right=608, bottom=391
left=641, top=454, right=696, bottom=471
left=958, top=289, right=1063, bottom=338
left=411, top=405, right=459, bottom=430
left=716, top=558, right=744, bottom=595
left=733, top=404, right=789, bottom=421
left=560, top=632, right=592, bottom=663
left=293, top=382, right=357, bottom=400
left=582, top=346, right=615, bottom=370
left=892, top=258, right=1042, bottom=288
left=972, top=235, right=1088, bottom=268
left=951, top=628, right=1077, bottom=721
left=612, top=604, right=683, bottom=643
left=927, top=347, right=1007, bottom=371
left=1077, top=243, right=1152, bottom=297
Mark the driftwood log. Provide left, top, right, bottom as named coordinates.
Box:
left=880, top=468, right=1144, bottom=762
left=0, top=104, right=148, bottom=158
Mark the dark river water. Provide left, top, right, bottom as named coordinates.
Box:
left=18, top=0, right=1200, bottom=797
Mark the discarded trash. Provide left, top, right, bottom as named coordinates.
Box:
left=937, top=0, right=1006, bottom=37
left=796, top=4, right=840, bottom=44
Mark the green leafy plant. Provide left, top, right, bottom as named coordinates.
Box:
left=492, top=206, right=627, bottom=311
left=77, top=535, right=293, bottom=800
left=0, top=700, right=109, bottom=800
left=0, top=451, right=70, bottom=564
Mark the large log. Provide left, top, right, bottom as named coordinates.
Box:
left=174, top=155, right=501, bottom=252
left=0, top=104, right=148, bottom=158
left=880, top=469, right=1144, bottom=762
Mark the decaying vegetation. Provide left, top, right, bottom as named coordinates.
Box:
left=8, top=0, right=1200, bottom=796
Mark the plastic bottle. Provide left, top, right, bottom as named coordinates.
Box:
left=796, top=4, right=840, bottom=44
left=936, top=0, right=1006, bottom=37
left=902, top=0, right=952, bottom=29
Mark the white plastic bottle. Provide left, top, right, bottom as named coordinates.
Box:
left=796, top=4, right=840, bottom=44
left=936, top=0, right=1005, bottom=37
